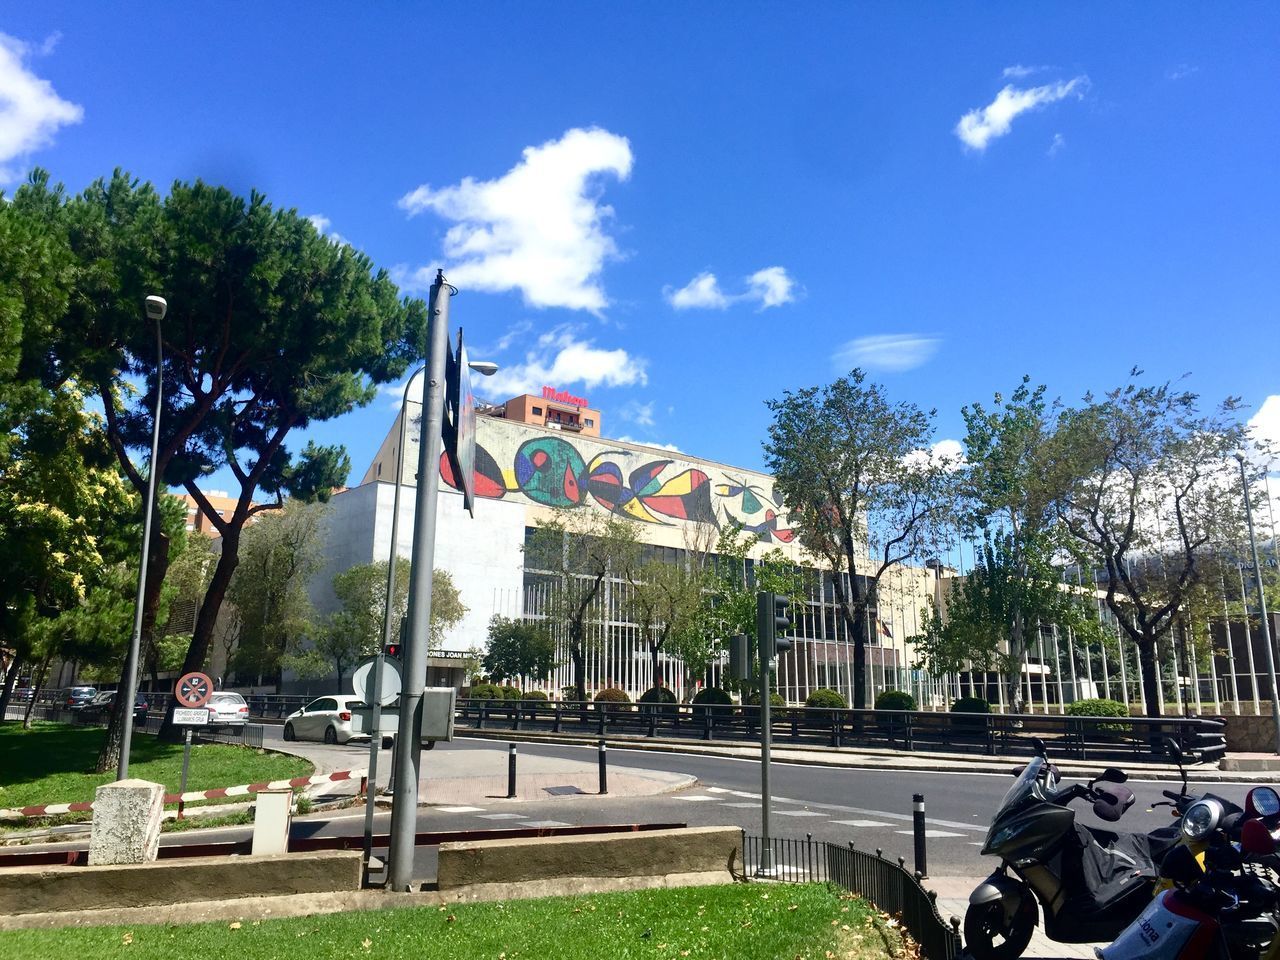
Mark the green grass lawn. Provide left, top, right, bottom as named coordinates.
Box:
left=0, top=883, right=894, bottom=960
left=0, top=722, right=313, bottom=814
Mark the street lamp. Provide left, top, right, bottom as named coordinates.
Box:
left=1236, top=451, right=1280, bottom=755
left=118, top=295, right=167, bottom=780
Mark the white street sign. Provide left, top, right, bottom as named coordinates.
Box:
left=173, top=707, right=209, bottom=726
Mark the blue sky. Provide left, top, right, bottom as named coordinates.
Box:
left=4, top=5, right=1278, bottom=496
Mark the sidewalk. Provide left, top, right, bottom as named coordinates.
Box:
left=928, top=876, right=1102, bottom=960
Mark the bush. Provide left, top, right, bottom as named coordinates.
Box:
left=692, top=687, right=734, bottom=706
left=1066, top=698, right=1130, bottom=734
left=804, top=688, right=848, bottom=709
left=499, top=685, right=521, bottom=701
left=742, top=690, right=786, bottom=707
left=520, top=690, right=549, bottom=701
left=468, top=683, right=502, bottom=702
left=950, top=696, right=991, bottom=731
left=874, top=689, right=917, bottom=712
left=594, top=687, right=631, bottom=705
left=638, top=686, right=677, bottom=704
left=561, top=686, right=579, bottom=702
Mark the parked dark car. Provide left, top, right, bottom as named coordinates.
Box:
left=65, top=686, right=97, bottom=710
left=77, top=691, right=149, bottom=725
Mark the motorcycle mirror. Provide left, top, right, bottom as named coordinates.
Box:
left=1032, top=737, right=1047, bottom=757
left=1242, top=818, right=1277, bottom=856
left=1163, top=737, right=1184, bottom=763
left=1246, top=786, right=1280, bottom=820
left=1100, top=767, right=1128, bottom=784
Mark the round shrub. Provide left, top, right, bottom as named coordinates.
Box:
left=1066, top=698, right=1130, bottom=734
left=804, top=688, right=848, bottom=709
left=594, top=687, right=631, bottom=704
left=500, top=685, right=521, bottom=701
left=692, top=687, right=733, bottom=706
left=950, top=695, right=991, bottom=730
left=521, top=690, right=549, bottom=701
left=468, top=683, right=502, bottom=702
left=638, top=686, right=677, bottom=704
left=874, top=689, right=918, bottom=712
left=742, top=690, right=786, bottom=707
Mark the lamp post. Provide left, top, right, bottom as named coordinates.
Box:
left=118, top=295, right=167, bottom=780
left=386, top=272, right=497, bottom=890
left=1236, top=451, right=1280, bottom=754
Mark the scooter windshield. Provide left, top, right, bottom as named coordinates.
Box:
left=997, top=756, right=1047, bottom=814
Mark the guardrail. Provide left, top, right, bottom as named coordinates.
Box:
left=742, top=832, right=963, bottom=960
left=454, top=699, right=1228, bottom=763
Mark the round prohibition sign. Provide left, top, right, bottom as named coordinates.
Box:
left=175, top=671, right=213, bottom=709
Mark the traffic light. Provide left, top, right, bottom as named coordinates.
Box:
left=727, top=634, right=750, bottom=680
left=755, top=591, right=793, bottom=659
left=384, top=643, right=401, bottom=660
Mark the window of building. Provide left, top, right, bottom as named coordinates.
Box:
left=585, top=418, right=594, bottom=427
left=532, top=406, right=542, bottom=416
left=377, top=463, right=381, bottom=477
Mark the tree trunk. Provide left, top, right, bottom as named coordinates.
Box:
left=570, top=629, right=586, bottom=703
left=23, top=653, right=52, bottom=729
left=1139, top=637, right=1162, bottom=719
left=159, top=529, right=238, bottom=742
left=0, top=656, right=22, bottom=721
left=651, top=644, right=661, bottom=690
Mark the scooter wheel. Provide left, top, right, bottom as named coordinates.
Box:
left=963, top=896, right=1036, bottom=960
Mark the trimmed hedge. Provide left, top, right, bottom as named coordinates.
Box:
left=692, top=687, right=734, bottom=706
left=521, top=690, right=549, bottom=701
left=804, top=688, right=849, bottom=709
left=594, top=687, right=632, bottom=704
left=950, top=696, right=991, bottom=730
left=499, top=685, right=521, bottom=701
left=1066, top=697, right=1130, bottom=734
left=638, top=686, right=677, bottom=704
left=874, top=689, right=917, bottom=712
left=468, top=683, right=503, bottom=702
left=742, top=690, right=786, bottom=707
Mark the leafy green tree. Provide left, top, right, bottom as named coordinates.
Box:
left=628, top=560, right=703, bottom=689
left=1050, top=375, right=1248, bottom=718
left=18, top=170, right=428, bottom=738
left=482, top=616, right=556, bottom=687
left=764, top=369, right=955, bottom=708
left=524, top=511, right=642, bottom=703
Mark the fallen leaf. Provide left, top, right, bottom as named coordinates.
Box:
left=761, top=893, right=769, bottom=899
left=657, top=944, right=667, bottom=950
left=252, top=921, right=261, bottom=926
left=841, top=924, right=851, bottom=931
left=122, top=933, right=133, bottom=946
left=700, top=926, right=709, bottom=932
left=788, top=904, right=799, bottom=912
left=362, top=938, right=372, bottom=950
left=681, top=952, right=690, bottom=957
left=229, top=922, right=242, bottom=930
left=447, top=915, right=457, bottom=924
left=741, top=920, right=752, bottom=928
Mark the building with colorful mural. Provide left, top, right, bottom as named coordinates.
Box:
left=306, top=391, right=945, bottom=705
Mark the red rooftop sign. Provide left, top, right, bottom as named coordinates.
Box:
left=542, top=385, right=590, bottom=407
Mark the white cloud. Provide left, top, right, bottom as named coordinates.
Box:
left=1247, top=395, right=1280, bottom=470
left=398, top=127, right=632, bottom=312
left=0, top=32, right=83, bottom=183
left=667, top=272, right=729, bottom=310
left=615, top=435, right=681, bottom=453
left=306, top=213, right=346, bottom=245
left=1048, top=133, right=1066, bottom=157
left=747, top=266, right=796, bottom=308
left=955, top=76, right=1088, bottom=152
left=621, top=400, right=655, bottom=427
left=479, top=319, right=533, bottom=356
left=666, top=265, right=797, bottom=311
left=481, top=325, right=647, bottom=398
left=904, top=438, right=966, bottom=472
left=834, top=334, right=940, bottom=373
left=1166, top=64, right=1199, bottom=81
left=1002, top=64, right=1051, bottom=79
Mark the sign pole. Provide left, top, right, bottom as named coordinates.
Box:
left=178, top=727, right=193, bottom=819
left=757, top=593, right=775, bottom=877
left=387, top=271, right=452, bottom=892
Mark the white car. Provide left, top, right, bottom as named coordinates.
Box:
left=206, top=691, right=249, bottom=727
left=282, top=695, right=365, bottom=745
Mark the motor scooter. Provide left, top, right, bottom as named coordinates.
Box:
left=965, top=739, right=1185, bottom=960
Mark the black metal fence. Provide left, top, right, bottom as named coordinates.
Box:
left=456, top=698, right=1228, bottom=763
left=742, top=833, right=963, bottom=960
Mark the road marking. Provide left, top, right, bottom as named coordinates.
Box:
left=831, top=819, right=892, bottom=828
left=702, top=786, right=981, bottom=832
left=435, top=806, right=485, bottom=813
left=895, top=829, right=965, bottom=839
left=476, top=813, right=527, bottom=820
left=774, top=810, right=826, bottom=817
left=720, top=802, right=761, bottom=808
left=706, top=787, right=730, bottom=793
left=675, top=794, right=719, bottom=801
left=521, top=820, right=571, bottom=828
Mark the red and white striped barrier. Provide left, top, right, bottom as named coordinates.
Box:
left=0, top=768, right=367, bottom=819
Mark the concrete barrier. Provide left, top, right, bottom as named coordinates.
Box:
left=0, top=850, right=362, bottom=916
left=436, top=825, right=743, bottom=901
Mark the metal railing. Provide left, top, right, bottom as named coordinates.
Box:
left=742, top=833, right=963, bottom=960
left=455, top=698, right=1228, bottom=763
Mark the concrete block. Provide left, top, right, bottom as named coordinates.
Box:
left=88, top=779, right=164, bottom=865
left=436, top=825, right=743, bottom=890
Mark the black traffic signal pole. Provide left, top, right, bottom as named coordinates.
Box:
left=755, top=591, right=792, bottom=878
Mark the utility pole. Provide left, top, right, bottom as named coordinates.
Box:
left=387, top=272, right=452, bottom=891
left=755, top=591, right=791, bottom=878
left=1237, top=452, right=1280, bottom=754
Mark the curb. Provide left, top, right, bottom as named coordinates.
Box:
left=454, top=728, right=1249, bottom=782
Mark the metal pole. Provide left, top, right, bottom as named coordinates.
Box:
left=387, top=271, right=453, bottom=891
left=1222, top=573, right=1242, bottom=712
left=1239, top=566, right=1261, bottom=713
left=507, top=743, right=517, bottom=799
left=757, top=593, right=775, bottom=877
left=912, top=793, right=928, bottom=878
left=119, top=311, right=163, bottom=780
left=1239, top=453, right=1280, bottom=753
left=177, top=727, right=193, bottom=819
left=598, top=740, right=608, bottom=794
left=362, top=366, right=423, bottom=872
